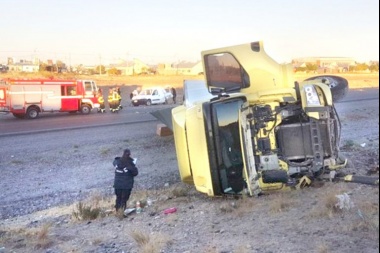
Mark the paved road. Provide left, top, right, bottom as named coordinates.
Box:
left=0, top=102, right=175, bottom=136
left=0, top=88, right=378, bottom=137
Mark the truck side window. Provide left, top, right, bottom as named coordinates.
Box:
left=67, top=86, right=77, bottom=95
left=204, top=53, right=249, bottom=90
left=84, top=82, right=92, bottom=92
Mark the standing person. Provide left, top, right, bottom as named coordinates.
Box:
left=107, top=88, right=114, bottom=112
left=171, top=87, right=177, bottom=104
left=108, top=88, right=120, bottom=113
left=97, top=88, right=106, bottom=113
left=113, top=148, right=138, bottom=212
left=130, top=89, right=139, bottom=106
left=132, top=89, right=139, bottom=97
left=116, top=86, right=123, bottom=110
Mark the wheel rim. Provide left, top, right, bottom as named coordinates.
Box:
left=82, top=106, right=90, bottom=114
left=28, top=109, right=38, bottom=118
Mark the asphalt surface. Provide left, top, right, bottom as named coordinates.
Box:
left=0, top=87, right=378, bottom=137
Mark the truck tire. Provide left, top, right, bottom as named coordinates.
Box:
left=12, top=113, right=25, bottom=119
left=146, top=100, right=152, bottom=106
left=304, top=75, right=349, bottom=102
left=81, top=104, right=91, bottom=114
left=26, top=107, right=39, bottom=119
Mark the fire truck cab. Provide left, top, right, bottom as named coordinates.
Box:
left=0, top=79, right=100, bottom=119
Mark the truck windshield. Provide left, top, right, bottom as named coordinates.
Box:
left=212, top=98, right=245, bottom=194
left=84, top=81, right=93, bottom=92
left=84, top=81, right=97, bottom=95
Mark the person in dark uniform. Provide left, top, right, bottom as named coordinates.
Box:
left=116, top=86, right=123, bottom=110
left=171, top=87, right=177, bottom=104
left=112, top=148, right=138, bottom=212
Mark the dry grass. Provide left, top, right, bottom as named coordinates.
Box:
left=268, top=191, right=298, bottom=214
left=129, top=229, right=171, bottom=253
left=344, top=200, right=379, bottom=239
left=71, top=202, right=102, bottom=221
left=1, top=72, right=378, bottom=89
left=71, top=191, right=108, bottom=221
left=309, top=192, right=344, bottom=218
left=0, top=223, right=54, bottom=251
left=341, top=139, right=357, bottom=150
left=0, top=71, right=203, bottom=88
left=294, top=72, right=379, bottom=89
left=217, top=195, right=256, bottom=217
left=35, top=223, right=53, bottom=249
left=308, top=184, right=354, bottom=219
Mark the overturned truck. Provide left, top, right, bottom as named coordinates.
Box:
left=154, top=41, right=359, bottom=197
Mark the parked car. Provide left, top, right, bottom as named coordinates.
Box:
left=132, top=87, right=173, bottom=106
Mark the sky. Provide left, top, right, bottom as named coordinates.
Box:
left=1, top=0, right=378, bottom=66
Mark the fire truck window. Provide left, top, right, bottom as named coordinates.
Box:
left=67, top=86, right=77, bottom=95
left=84, top=82, right=92, bottom=92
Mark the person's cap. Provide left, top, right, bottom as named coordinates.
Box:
left=123, top=149, right=131, bottom=156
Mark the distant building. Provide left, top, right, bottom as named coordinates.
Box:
left=156, top=61, right=203, bottom=76
left=7, top=59, right=39, bottom=73
left=292, top=57, right=356, bottom=73
left=107, top=58, right=150, bottom=75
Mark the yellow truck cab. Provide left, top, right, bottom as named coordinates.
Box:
left=171, top=41, right=348, bottom=196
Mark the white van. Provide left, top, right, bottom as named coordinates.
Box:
left=132, top=87, right=173, bottom=106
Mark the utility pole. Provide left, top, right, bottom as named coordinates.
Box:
left=99, top=54, right=102, bottom=75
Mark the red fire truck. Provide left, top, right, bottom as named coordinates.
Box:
left=0, top=78, right=100, bottom=119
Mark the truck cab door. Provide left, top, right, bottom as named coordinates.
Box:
left=61, top=86, right=79, bottom=111
left=84, top=80, right=96, bottom=97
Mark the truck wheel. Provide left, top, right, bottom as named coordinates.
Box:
left=146, top=100, right=152, bottom=106
left=26, top=107, right=39, bottom=119
left=81, top=104, right=91, bottom=114
left=12, top=113, right=25, bottom=119
left=304, top=75, right=349, bottom=102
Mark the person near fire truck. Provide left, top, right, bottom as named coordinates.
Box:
left=116, top=86, right=123, bottom=110
left=97, top=88, right=106, bottom=113
left=108, top=88, right=121, bottom=113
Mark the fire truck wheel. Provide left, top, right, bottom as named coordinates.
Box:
left=26, top=107, right=39, bottom=119
left=12, top=113, right=26, bottom=119
left=81, top=104, right=91, bottom=114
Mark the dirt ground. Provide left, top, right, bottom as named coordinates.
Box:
left=0, top=73, right=378, bottom=253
